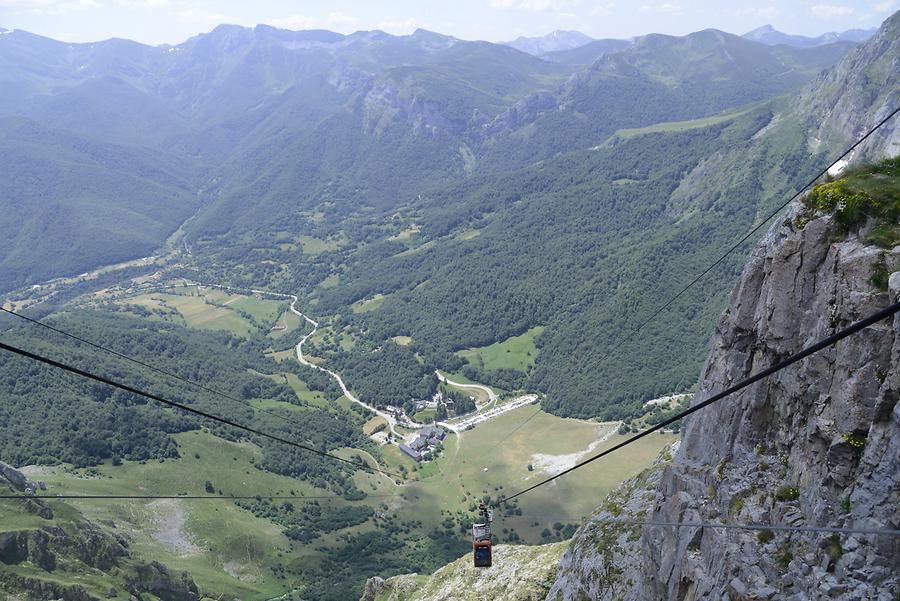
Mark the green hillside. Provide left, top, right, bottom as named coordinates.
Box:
left=0, top=118, right=199, bottom=293
left=0, top=12, right=897, bottom=600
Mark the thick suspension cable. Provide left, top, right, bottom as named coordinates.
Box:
left=496, top=512, right=900, bottom=536
left=501, top=299, right=900, bottom=503
left=0, top=341, right=402, bottom=480
left=0, top=494, right=398, bottom=500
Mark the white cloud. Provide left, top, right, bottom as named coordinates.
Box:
left=176, top=6, right=226, bottom=25
left=735, top=6, right=779, bottom=20
left=0, top=0, right=99, bottom=12
left=264, top=11, right=358, bottom=32
left=115, top=0, right=171, bottom=7
left=638, top=3, right=684, bottom=15
left=872, top=0, right=897, bottom=12
left=491, top=0, right=577, bottom=12
left=0, top=0, right=58, bottom=5
left=810, top=4, right=854, bottom=18
left=61, top=0, right=98, bottom=8
left=375, top=17, right=430, bottom=35
left=589, top=3, right=615, bottom=17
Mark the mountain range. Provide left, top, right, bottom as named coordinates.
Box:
left=0, top=16, right=893, bottom=419
left=743, top=23, right=876, bottom=47
left=0, top=9, right=897, bottom=601
left=501, top=24, right=876, bottom=60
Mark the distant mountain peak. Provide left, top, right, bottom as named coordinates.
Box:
left=741, top=23, right=875, bottom=47
left=548, top=29, right=588, bottom=39
left=503, top=30, right=594, bottom=56
left=745, top=24, right=776, bottom=36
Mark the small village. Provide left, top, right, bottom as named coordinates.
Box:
left=398, top=425, right=447, bottom=462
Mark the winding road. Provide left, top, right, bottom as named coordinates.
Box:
left=187, top=284, right=538, bottom=440
left=435, top=370, right=498, bottom=406
left=282, top=295, right=416, bottom=437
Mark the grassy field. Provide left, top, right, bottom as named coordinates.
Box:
left=265, top=348, right=296, bottom=362
left=119, top=288, right=286, bottom=338
left=298, top=235, right=341, bottom=255
left=457, top=326, right=544, bottom=372
left=369, top=405, right=676, bottom=543
left=268, top=309, right=303, bottom=340
left=413, top=407, right=438, bottom=422
left=438, top=370, right=499, bottom=404
left=351, top=293, right=386, bottom=313
left=609, top=105, right=754, bottom=140
left=455, top=228, right=482, bottom=241
left=318, top=274, right=340, bottom=289
left=19, top=431, right=350, bottom=599
left=228, top=296, right=284, bottom=324
left=363, top=416, right=388, bottom=435
left=129, top=292, right=255, bottom=335
left=257, top=371, right=333, bottom=408
left=388, top=225, right=421, bottom=242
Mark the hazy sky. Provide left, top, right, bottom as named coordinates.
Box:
left=0, top=0, right=896, bottom=46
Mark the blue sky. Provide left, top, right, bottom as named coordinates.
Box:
left=0, top=0, right=896, bottom=45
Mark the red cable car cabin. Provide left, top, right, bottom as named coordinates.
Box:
left=472, top=502, right=493, bottom=567
left=473, top=522, right=492, bottom=567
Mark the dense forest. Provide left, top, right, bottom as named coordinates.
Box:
left=0, top=310, right=370, bottom=496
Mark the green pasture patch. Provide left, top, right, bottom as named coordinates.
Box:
left=299, top=235, right=340, bottom=255
left=268, top=310, right=302, bottom=340
left=352, top=294, right=386, bottom=314
left=455, top=228, right=482, bottom=240
left=457, top=326, right=544, bottom=372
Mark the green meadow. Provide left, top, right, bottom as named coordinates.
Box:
left=457, top=326, right=545, bottom=372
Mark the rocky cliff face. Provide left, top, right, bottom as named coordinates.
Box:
left=800, top=11, right=899, bottom=162
left=548, top=194, right=899, bottom=599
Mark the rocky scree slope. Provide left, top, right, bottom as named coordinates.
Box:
left=0, top=462, right=201, bottom=601
left=548, top=194, right=900, bottom=599
left=360, top=542, right=569, bottom=601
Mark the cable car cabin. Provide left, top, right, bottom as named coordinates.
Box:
left=472, top=502, right=493, bottom=567
left=473, top=523, right=492, bottom=567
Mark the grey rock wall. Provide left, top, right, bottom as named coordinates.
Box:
left=548, top=202, right=899, bottom=600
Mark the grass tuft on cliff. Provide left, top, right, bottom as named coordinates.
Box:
left=804, top=156, right=900, bottom=247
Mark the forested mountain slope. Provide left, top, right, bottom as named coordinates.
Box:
left=0, top=25, right=575, bottom=290
left=542, top=38, right=631, bottom=66
left=0, top=15, right=891, bottom=420
left=0, top=117, right=198, bottom=291
left=249, top=13, right=898, bottom=419
left=479, top=29, right=858, bottom=167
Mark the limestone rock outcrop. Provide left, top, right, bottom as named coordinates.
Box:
left=548, top=198, right=899, bottom=599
